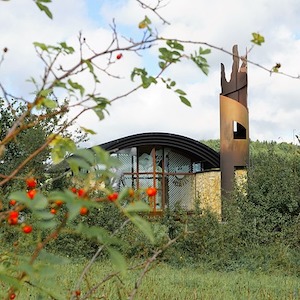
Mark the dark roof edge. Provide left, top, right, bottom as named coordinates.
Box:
left=99, top=132, right=220, bottom=168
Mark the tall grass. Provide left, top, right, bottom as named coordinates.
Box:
left=17, top=260, right=300, bottom=299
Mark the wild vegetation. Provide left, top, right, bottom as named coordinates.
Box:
left=1, top=0, right=300, bottom=299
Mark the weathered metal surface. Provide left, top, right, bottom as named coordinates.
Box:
left=220, top=45, right=249, bottom=197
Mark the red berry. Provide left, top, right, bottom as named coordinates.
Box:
left=8, top=217, right=18, bottom=225
left=9, top=293, right=16, bottom=300
left=75, top=290, right=81, bottom=296
left=77, top=188, right=86, bottom=198
left=79, top=207, right=88, bottom=216
left=26, top=177, right=37, bottom=189
left=116, top=53, right=123, bottom=60
left=22, top=225, right=33, bottom=234
left=27, top=189, right=37, bottom=199
left=50, top=208, right=57, bottom=215
left=146, top=187, right=157, bottom=197
left=107, top=192, right=118, bottom=202
left=70, top=187, right=77, bottom=194
left=9, top=199, right=17, bottom=206
left=9, top=211, right=19, bottom=219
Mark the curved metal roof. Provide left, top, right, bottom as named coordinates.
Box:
left=100, top=132, right=220, bottom=169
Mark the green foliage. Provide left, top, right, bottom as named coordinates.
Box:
left=190, top=47, right=211, bottom=75
left=35, top=0, right=53, bottom=19
left=131, top=67, right=157, bottom=88
left=251, top=32, right=265, bottom=45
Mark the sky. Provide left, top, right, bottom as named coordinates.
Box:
left=1, top=0, right=300, bottom=147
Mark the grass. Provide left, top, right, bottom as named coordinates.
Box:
left=13, top=260, right=300, bottom=299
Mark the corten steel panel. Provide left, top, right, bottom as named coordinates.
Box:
left=220, top=45, right=249, bottom=195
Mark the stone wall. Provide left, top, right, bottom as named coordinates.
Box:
left=194, top=170, right=221, bottom=216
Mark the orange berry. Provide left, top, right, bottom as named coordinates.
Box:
left=128, top=188, right=135, bottom=197
left=107, top=192, right=118, bottom=202
left=9, top=199, right=17, bottom=206
left=55, top=200, right=63, bottom=207
left=26, top=177, right=37, bottom=189
left=146, top=187, right=157, bottom=197
left=50, top=208, right=57, bottom=215
left=22, top=225, right=33, bottom=234
left=27, top=189, right=37, bottom=199
left=79, top=207, right=88, bottom=216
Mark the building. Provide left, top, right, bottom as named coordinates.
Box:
left=101, top=132, right=221, bottom=215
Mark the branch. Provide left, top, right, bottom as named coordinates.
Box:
left=127, top=232, right=184, bottom=300
left=71, top=219, right=131, bottom=300
left=136, top=0, right=171, bottom=25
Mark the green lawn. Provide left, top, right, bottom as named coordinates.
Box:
left=16, top=261, right=300, bottom=299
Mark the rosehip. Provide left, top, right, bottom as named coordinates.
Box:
left=9, top=293, right=16, bottom=300
left=79, top=207, right=88, bottom=216
left=8, top=217, right=18, bottom=225
left=27, top=189, right=37, bottom=199
left=128, top=188, right=135, bottom=197
left=8, top=211, right=19, bottom=225
left=55, top=200, right=63, bottom=207
left=107, top=192, right=118, bottom=202
left=146, top=187, right=157, bottom=197
left=70, top=187, right=77, bottom=194
left=9, top=199, right=17, bottom=206
left=22, top=225, right=33, bottom=234
left=77, top=188, right=86, bottom=198
left=116, top=53, right=123, bottom=59
left=26, top=177, right=37, bottom=189
left=9, top=211, right=19, bottom=219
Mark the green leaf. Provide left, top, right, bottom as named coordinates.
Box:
left=53, top=80, right=67, bottom=88
left=33, top=42, right=48, bottom=51
left=35, top=1, right=53, bottom=19
left=59, top=42, right=74, bottom=54
left=42, top=98, right=57, bottom=109
left=199, top=48, right=211, bottom=55
left=93, top=106, right=105, bottom=120
left=251, top=32, right=265, bottom=46
left=67, top=79, right=85, bottom=97
left=0, top=273, right=21, bottom=289
left=80, top=126, right=96, bottom=135
left=130, top=215, right=154, bottom=243
left=76, top=224, right=121, bottom=245
left=179, top=96, right=191, bottom=107
left=166, top=40, right=184, bottom=51
left=107, top=247, right=127, bottom=276
left=124, top=201, right=150, bottom=213
left=174, top=89, right=186, bottom=96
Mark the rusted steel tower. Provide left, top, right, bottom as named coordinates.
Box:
left=220, top=45, right=249, bottom=198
